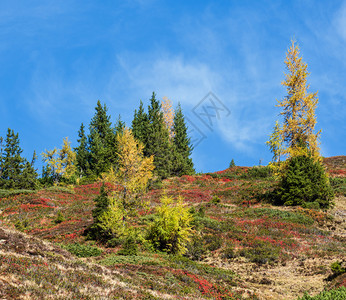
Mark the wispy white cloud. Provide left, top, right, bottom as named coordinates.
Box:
left=217, top=107, right=273, bottom=153
left=114, top=54, right=222, bottom=107
left=335, top=1, right=346, bottom=40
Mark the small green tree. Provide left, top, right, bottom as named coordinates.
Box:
left=96, top=196, right=126, bottom=239
left=146, top=195, right=193, bottom=254
left=266, top=120, right=283, bottom=163
left=88, top=184, right=126, bottom=241
left=276, top=154, right=334, bottom=209
left=75, top=123, right=90, bottom=177
left=229, top=159, right=235, bottom=168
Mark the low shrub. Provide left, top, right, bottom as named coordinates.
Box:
left=241, top=166, right=272, bottom=179
left=148, top=179, right=163, bottom=190
left=62, top=243, right=103, bottom=257
left=239, top=240, right=280, bottom=265
left=327, top=261, right=346, bottom=281
left=204, top=234, right=223, bottom=251
left=117, top=231, right=138, bottom=256
left=297, top=286, right=346, bottom=300
left=210, top=195, right=221, bottom=205
left=329, top=177, right=346, bottom=196
left=78, top=175, right=98, bottom=186
left=14, top=219, right=29, bottom=232
left=185, top=235, right=206, bottom=261
left=222, top=246, right=236, bottom=260
left=54, top=211, right=65, bottom=224
left=101, top=254, right=161, bottom=266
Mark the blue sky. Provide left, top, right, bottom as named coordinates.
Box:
left=1, top=0, right=345, bottom=173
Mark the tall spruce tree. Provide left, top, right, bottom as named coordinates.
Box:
left=0, top=136, right=3, bottom=179
left=132, top=100, right=149, bottom=147
left=0, top=129, right=24, bottom=188
left=146, top=92, right=173, bottom=179
left=172, top=103, right=194, bottom=176
left=75, top=123, right=90, bottom=177
left=0, top=129, right=37, bottom=189
left=20, top=151, right=38, bottom=189
left=88, top=100, right=116, bottom=176
left=114, top=115, right=125, bottom=138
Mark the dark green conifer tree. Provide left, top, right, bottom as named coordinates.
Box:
left=0, top=129, right=37, bottom=189
left=114, top=115, right=125, bottom=138
left=172, top=103, right=194, bottom=176
left=132, top=100, right=149, bottom=147
left=88, top=100, right=116, bottom=176
left=107, top=115, right=126, bottom=168
left=0, top=136, right=3, bottom=180
left=88, top=184, right=111, bottom=240
left=20, top=151, right=38, bottom=189
left=146, top=92, right=173, bottom=179
left=276, top=154, right=334, bottom=209
left=75, top=123, right=90, bottom=177
left=0, top=129, right=24, bottom=188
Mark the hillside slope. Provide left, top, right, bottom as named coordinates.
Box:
left=0, top=157, right=345, bottom=299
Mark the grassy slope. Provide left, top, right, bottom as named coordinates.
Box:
left=0, top=157, right=345, bottom=299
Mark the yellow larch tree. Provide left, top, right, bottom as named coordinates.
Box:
left=266, top=120, right=283, bottom=163
left=161, top=97, right=175, bottom=140
left=42, top=137, right=76, bottom=184
left=101, top=128, right=155, bottom=210
left=276, top=40, right=321, bottom=161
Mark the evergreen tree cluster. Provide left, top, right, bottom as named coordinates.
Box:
left=76, top=93, right=194, bottom=181
left=74, top=100, right=125, bottom=179
left=132, top=93, right=194, bottom=179
left=0, top=93, right=194, bottom=190
left=0, top=129, right=38, bottom=189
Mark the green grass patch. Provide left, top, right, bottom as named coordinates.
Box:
left=44, top=186, right=75, bottom=194
left=329, top=177, right=346, bottom=196
left=100, top=254, right=161, bottom=266
left=61, top=242, right=103, bottom=257
left=297, top=286, right=346, bottom=300
left=0, top=189, right=36, bottom=198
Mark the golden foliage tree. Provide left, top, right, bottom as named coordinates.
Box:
left=101, top=128, right=155, bottom=210
left=42, top=137, right=76, bottom=184
left=161, top=97, right=175, bottom=140
left=146, top=194, right=193, bottom=255
left=266, top=120, right=283, bottom=163
left=276, top=40, right=321, bottom=161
